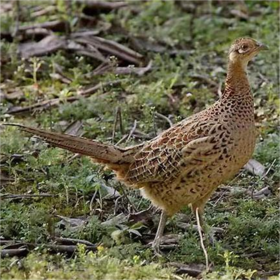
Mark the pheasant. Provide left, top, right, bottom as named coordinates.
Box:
left=4, top=38, right=267, bottom=253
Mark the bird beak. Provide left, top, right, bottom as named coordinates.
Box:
left=257, top=42, right=269, bottom=50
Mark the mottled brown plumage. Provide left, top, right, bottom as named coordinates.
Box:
left=4, top=38, right=267, bottom=252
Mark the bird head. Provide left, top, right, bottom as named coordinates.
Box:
left=228, top=37, right=268, bottom=68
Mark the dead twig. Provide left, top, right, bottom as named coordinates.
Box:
left=78, top=79, right=127, bottom=96
left=51, top=63, right=73, bottom=84
left=77, top=0, right=128, bottom=11
left=79, top=36, right=143, bottom=65
left=1, top=248, right=28, bottom=258
left=0, top=240, right=97, bottom=257
left=112, top=107, right=123, bottom=143
left=54, top=237, right=94, bottom=246
left=90, top=62, right=112, bottom=76
left=257, top=270, right=280, bottom=277
left=44, top=244, right=97, bottom=254
left=0, top=172, right=14, bottom=185
left=30, top=5, right=56, bottom=18
left=168, top=262, right=205, bottom=277
left=116, top=120, right=138, bottom=145
left=252, top=186, right=271, bottom=199
left=1, top=193, right=56, bottom=200
left=89, top=189, right=99, bottom=214
left=6, top=79, right=126, bottom=115
left=114, top=60, right=153, bottom=76
left=126, top=120, right=137, bottom=143
left=19, top=20, right=70, bottom=33
left=89, top=60, right=153, bottom=77
left=19, top=34, right=66, bottom=59
left=113, top=195, right=123, bottom=215
left=155, top=112, right=173, bottom=127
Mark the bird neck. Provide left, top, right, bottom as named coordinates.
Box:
left=222, top=60, right=253, bottom=102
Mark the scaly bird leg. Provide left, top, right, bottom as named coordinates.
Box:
left=152, top=210, right=168, bottom=256
left=195, top=207, right=216, bottom=246
left=195, top=207, right=209, bottom=271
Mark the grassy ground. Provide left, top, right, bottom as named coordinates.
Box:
left=0, top=1, right=279, bottom=279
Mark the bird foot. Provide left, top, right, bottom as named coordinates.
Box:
left=151, top=234, right=180, bottom=256
left=151, top=238, right=163, bottom=257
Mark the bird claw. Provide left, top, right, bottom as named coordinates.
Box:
left=150, top=234, right=180, bottom=257
left=151, top=239, right=163, bottom=257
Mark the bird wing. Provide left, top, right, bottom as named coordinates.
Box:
left=125, top=118, right=233, bottom=184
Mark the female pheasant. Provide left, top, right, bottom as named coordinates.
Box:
left=5, top=38, right=267, bottom=253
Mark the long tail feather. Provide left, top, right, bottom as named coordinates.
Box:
left=3, top=123, right=130, bottom=164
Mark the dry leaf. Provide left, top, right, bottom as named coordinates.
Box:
left=19, top=35, right=66, bottom=59
left=244, top=159, right=265, bottom=177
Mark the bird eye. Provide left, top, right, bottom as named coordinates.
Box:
left=238, top=44, right=249, bottom=54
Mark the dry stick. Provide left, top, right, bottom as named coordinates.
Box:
left=252, top=186, right=270, bottom=198
left=168, top=262, right=203, bottom=278
left=96, top=189, right=103, bottom=216
left=113, top=195, right=123, bottom=215
left=74, top=196, right=84, bottom=209
left=0, top=243, right=97, bottom=257
left=2, top=193, right=56, bottom=199
left=116, top=120, right=137, bottom=145
left=257, top=158, right=276, bottom=181
left=126, top=120, right=137, bottom=143
left=18, top=20, right=68, bottom=32
left=44, top=244, right=96, bottom=253
left=89, top=189, right=98, bottom=214
left=115, top=134, right=129, bottom=145
left=258, top=270, right=280, bottom=278
left=155, top=112, right=173, bottom=127
left=75, top=0, right=129, bottom=10
left=112, top=107, right=121, bottom=143
left=54, top=237, right=94, bottom=246
left=195, top=208, right=209, bottom=272
left=6, top=79, right=127, bottom=115
left=1, top=248, right=27, bottom=258
left=118, top=107, right=124, bottom=135
left=30, top=6, right=56, bottom=18
left=114, top=60, right=153, bottom=76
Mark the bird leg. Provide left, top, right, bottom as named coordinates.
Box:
left=195, top=207, right=209, bottom=271
left=152, top=210, right=168, bottom=256
left=196, top=207, right=216, bottom=246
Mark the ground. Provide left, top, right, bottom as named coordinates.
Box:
left=0, top=1, right=279, bottom=279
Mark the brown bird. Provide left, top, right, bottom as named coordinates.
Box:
left=4, top=38, right=267, bottom=253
